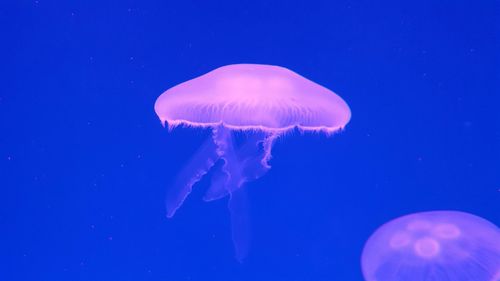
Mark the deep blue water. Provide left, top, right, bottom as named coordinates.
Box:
left=2, top=1, right=499, bottom=280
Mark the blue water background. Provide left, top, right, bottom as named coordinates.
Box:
left=2, top=1, right=499, bottom=280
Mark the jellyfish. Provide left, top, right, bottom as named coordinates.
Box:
left=154, top=64, right=351, bottom=260
left=361, top=210, right=500, bottom=281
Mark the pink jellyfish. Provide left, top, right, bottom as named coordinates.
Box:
left=154, top=64, right=351, bottom=260
left=361, top=211, right=500, bottom=281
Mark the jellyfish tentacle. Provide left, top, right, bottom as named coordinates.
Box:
left=165, top=135, right=220, bottom=218
left=203, top=125, right=234, bottom=201
left=204, top=128, right=276, bottom=201
left=165, top=125, right=278, bottom=215
left=205, top=125, right=279, bottom=260
left=228, top=187, right=251, bottom=262
left=210, top=125, right=251, bottom=260
left=232, top=131, right=273, bottom=184
left=204, top=125, right=246, bottom=201
left=260, top=133, right=278, bottom=169
left=203, top=167, right=231, bottom=201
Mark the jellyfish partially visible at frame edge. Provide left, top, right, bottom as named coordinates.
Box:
left=361, top=210, right=500, bottom=281
left=154, top=64, right=351, bottom=260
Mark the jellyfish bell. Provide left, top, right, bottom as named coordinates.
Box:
left=361, top=210, right=500, bottom=281
left=155, top=64, right=351, bottom=132
left=155, top=64, right=351, bottom=260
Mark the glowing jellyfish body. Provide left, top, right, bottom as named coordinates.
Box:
left=155, top=64, right=351, bottom=259
left=361, top=211, right=500, bottom=281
